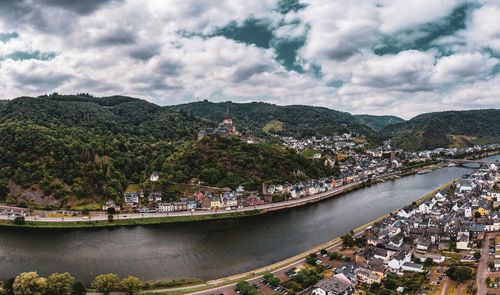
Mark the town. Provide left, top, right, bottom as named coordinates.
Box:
left=229, top=155, right=500, bottom=295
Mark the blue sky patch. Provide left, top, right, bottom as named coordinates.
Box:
left=0, top=32, right=19, bottom=43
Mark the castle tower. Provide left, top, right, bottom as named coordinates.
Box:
left=223, top=106, right=235, bottom=133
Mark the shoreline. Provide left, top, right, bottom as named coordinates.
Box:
left=0, top=163, right=451, bottom=229
left=3, top=148, right=497, bottom=229
left=144, top=177, right=460, bottom=294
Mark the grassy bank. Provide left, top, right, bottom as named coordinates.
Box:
left=0, top=210, right=264, bottom=229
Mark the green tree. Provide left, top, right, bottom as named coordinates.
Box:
left=13, top=216, right=25, bottom=225
left=305, top=253, right=317, bottom=265
left=71, top=280, right=86, bottom=295
left=13, top=272, right=47, bottom=295
left=91, top=274, right=120, bottom=295
left=383, top=278, right=396, bottom=290
left=4, top=278, right=15, bottom=295
left=120, top=276, right=143, bottom=295
left=341, top=233, right=355, bottom=247
left=446, top=267, right=473, bottom=283
left=474, top=211, right=481, bottom=218
left=474, top=251, right=481, bottom=259
left=424, top=258, right=434, bottom=267
left=47, top=272, right=75, bottom=295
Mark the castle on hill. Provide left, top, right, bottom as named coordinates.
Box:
left=197, top=111, right=240, bottom=141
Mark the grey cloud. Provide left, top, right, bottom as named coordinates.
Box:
left=96, top=28, right=137, bottom=46
left=40, top=0, right=123, bottom=15
left=324, top=46, right=360, bottom=61
left=233, top=64, right=271, bottom=82
left=14, top=72, right=72, bottom=90
left=0, top=0, right=121, bottom=34
left=129, top=45, right=160, bottom=61
left=157, top=60, right=183, bottom=76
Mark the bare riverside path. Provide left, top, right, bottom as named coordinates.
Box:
left=0, top=162, right=486, bottom=284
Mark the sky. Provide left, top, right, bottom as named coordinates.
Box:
left=0, top=0, right=499, bottom=119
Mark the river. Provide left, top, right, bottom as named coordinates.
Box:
left=0, top=154, right=498, bottom=283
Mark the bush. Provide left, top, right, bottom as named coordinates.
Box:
left=13, top=216, right=25, bottom=225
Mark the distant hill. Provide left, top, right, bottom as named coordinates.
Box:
left=0, top=100, right=7, bottom=109
left=354, top=114, right=404, bottom=131
left=383, top=109, right=500, bottom=151
left=170, top=100, right=377, bottom=139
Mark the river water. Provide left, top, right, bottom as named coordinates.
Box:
left=0, top=154, right=498, bottom=283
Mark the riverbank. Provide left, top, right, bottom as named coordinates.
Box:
left=142, top=177, right=460, bottom=295
left=0, top=209, right=264, bottom=228
left=0, top=164, right=446, bottom=229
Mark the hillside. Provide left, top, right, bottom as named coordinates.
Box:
left=163, top=136, right=338, bottom=191
left=0, top=94, right=339, bottom=208
left=0, top=94, right=212, bottom=207
left=384, top=109, right=500, bottom=151
left=170, top=100, right=378, bottom=139
left=354, top=114, right=404, bottom=131
left=0, top=100, right=7, bottom=109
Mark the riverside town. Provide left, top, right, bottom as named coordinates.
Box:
left=2, top=1, right=500, bottom=295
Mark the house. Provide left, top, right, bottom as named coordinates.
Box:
left=201, top=194, right=212, bottom=210
left=102, top=200, right=120, bottom=212
left=355, top=269, right=381, bottom=284
left=158, top=203, right=174, bottom=212
left=414, top=253, right=445, bottom=264
left=173, top=202, right=187, bottom=211
left=312, top=273, right=354, bottom=295
left=246, top=195, right=264, bottom=206
left=416, top=238, right=431, bottom=251
left=401, top=262, right=424, bottom=272
left=148, top=192, right=162, bottom=202
left=222, top=193, right=238, bottom=208
left=124, top=192, right=139, bottom=204
left=150, top=171, right=159, bottom=182
left=187, top=201, right=197, bottom=211
left=210, top=196, right=223, bottom=210
left=456, top=232, right=470, bottom=250
left=387, top=250, right=411, bottom=270
left=236, top=185, right=245, bottom=193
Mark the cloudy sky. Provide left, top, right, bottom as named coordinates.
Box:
left=0, top=0, right=499, bottom=118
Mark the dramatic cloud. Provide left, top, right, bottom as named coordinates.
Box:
left=0, top=0, right=499, bottom=118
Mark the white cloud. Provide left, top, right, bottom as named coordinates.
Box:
left=0, top=0, right=499, bottom=119
left=432, top=52, right=498, bottom=84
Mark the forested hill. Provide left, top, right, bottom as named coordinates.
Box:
left=170, top=100, right=377, bottom=139
left=0, top=94, right=212, bottom=207
left=353, top=114, right=404, bottom=131
left=383, top=109, right=500, bottom=151
left=0, top=94, right=337, bottom=208
left=0, top=100, right=7, bottom=109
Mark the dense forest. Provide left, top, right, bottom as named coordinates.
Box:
left=0, top=95, right=337, bottom=208
left=0, top=100, right=8, bottom=109
left=170, top=100, right=378, bottom=139
left=353, top=114, right=404, bottom=131
left=0, top=94, right=212, bottom=207
left=163, top=136, right=338, bottom=190
left=383, top=109, right=500, bottom=151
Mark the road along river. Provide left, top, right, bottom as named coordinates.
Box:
left=1, top=156, right=497, bottom=283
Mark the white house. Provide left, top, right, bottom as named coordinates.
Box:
left=401, top=262, right=424, bottom=272
left=312, top=273, right=354, bottom=295
left=150, top=171, right=159, bottom=182
left=158, top=203, right=174, bottom=212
